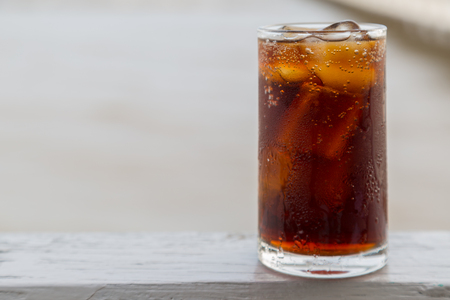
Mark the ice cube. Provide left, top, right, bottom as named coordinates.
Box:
left=259, top=41, right=312, bottom=85
left=276, top=83, right=322, bottom=152
left=315, top=32, right=351, bottom=42
left=259, top=146, right=292, bottom=207
left=276, top=65, right=311, bottom=84
left=260, top=63, right=311, bottom=85
left=280, top=25, right=312, bottom=40
left=281, top=25, right=311, bottom=31
left=283, top=158, right=314, bottom=224
left=299, top=85, right=364, bottom=160
left=315, top=97, right=362, bottom=159
left=314, top=20, right=360, bottom=41
left=301, top=39, right=378, bottom=93
left=322, top=20, right=360, bottom=31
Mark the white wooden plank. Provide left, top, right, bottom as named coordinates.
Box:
left=0, top=232, right=447, bottom=299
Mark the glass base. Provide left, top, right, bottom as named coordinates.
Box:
left=258, top=239, right=387, bottom=279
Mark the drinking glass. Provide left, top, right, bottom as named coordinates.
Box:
left=258, top=21, right=387, bottom=278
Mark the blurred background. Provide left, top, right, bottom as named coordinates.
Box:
left=0, top=0, right=449, bottom=232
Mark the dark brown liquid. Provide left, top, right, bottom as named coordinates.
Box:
left=258, top=37, right=387, bottom=256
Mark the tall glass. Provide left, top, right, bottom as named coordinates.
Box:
left=257, top=21, right=387, bottom=278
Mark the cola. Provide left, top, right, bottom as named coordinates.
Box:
left=258, top=22, right=387, bottom=257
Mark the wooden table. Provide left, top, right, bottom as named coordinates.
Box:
left=0, top=232, right=448, bottom=299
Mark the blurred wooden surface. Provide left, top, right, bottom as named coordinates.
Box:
left=0, top=232, right=448, bottom=299
left=0, top=0, right=448, bottom=232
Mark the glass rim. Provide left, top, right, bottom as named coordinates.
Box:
left=257, top=22, right=387, bottom=34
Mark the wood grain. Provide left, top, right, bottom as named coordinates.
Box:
left=0, top=232, right=448, bottom=299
